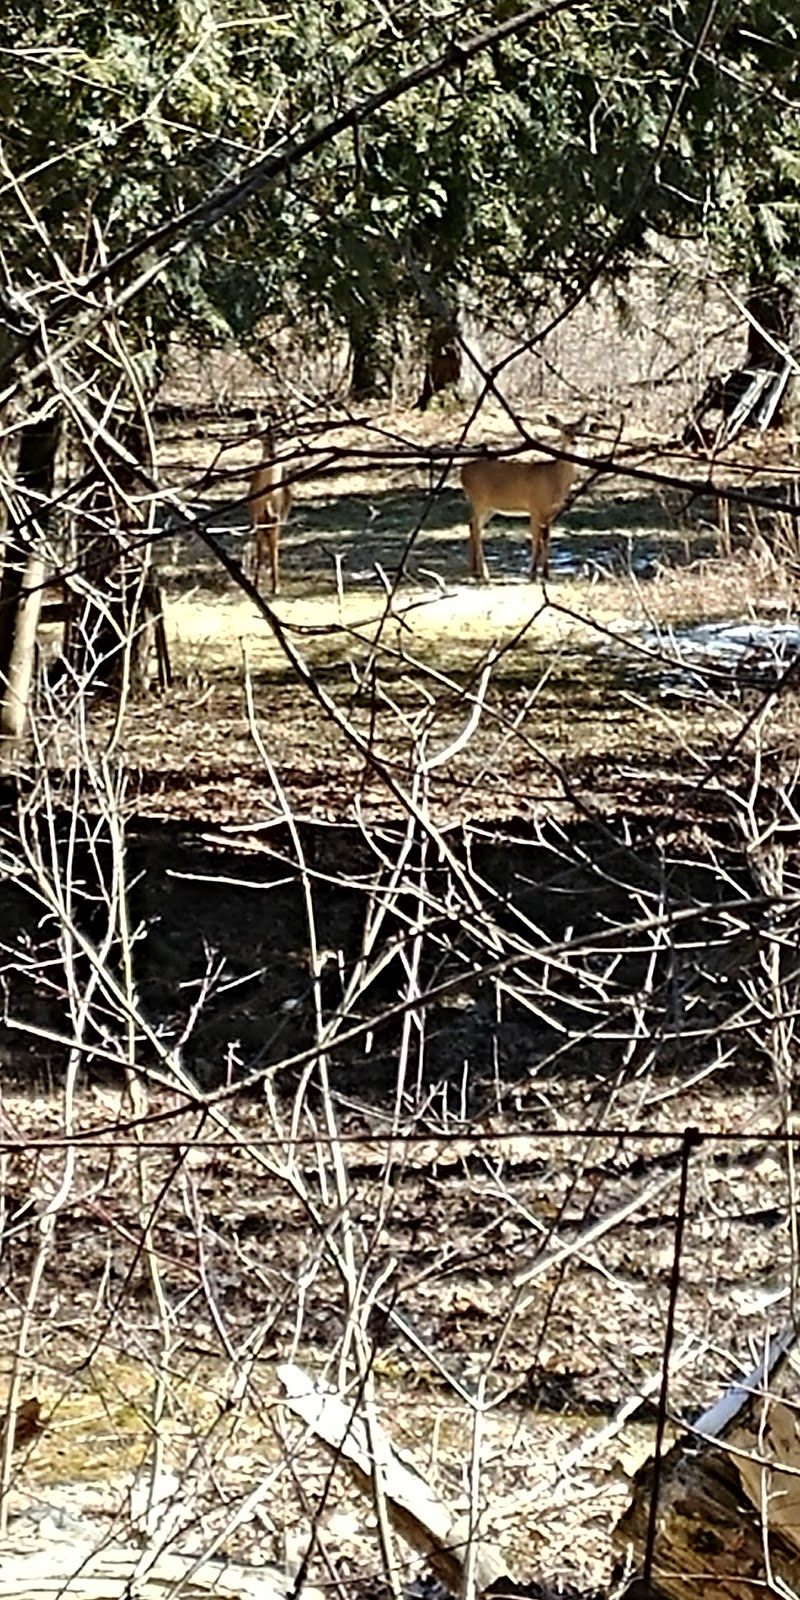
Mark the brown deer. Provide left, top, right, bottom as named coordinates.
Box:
left=248, top=424, right=292, bottom=596
left=461, top=414, right=588, bottom=581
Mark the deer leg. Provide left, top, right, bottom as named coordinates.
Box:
left=529, top=515, right=540, bottom=578
left=530, top=517, right=550, bottom=579
left=541, top=523, right=551, bottom=578
left=252, top=525, right=264, bottom=591
left=267, top=518, right=280, bottom=595
left=469, top=514, right=489, bottom=581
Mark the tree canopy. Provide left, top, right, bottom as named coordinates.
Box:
left=1, top=0, right=798, bottom=391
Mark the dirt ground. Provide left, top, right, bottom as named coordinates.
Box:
left=4, top=405, right=800, bottom=1597
left=0, top=1064, right=790, bottom=1593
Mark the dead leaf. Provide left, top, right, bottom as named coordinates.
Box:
left=734, top=1397, right=800, bottom=1552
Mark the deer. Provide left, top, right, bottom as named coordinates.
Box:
left=460, top=414, right=588, bottom=582
left=248, top=423, right=293, bottom=596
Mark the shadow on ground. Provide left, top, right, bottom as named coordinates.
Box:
left=158, top=481, right=733, bottom=596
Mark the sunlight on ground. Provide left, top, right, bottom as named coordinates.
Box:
left=150, top=551, right=794, bottom=805
left=169, top=580, right=579, bottom=645
left=166, top=556, right=784, bottom=677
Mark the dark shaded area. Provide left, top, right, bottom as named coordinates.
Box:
left=416, top=321, right=461, bottom=410
left=682, top=361, right=790, bottom=449
left=0, top=806, right=775, bottom=1104
left=152, top=401, right=265, bottom=426
left=153, top=480, right=731, bottom=598
left=0, top=807, right=793, bottom=1478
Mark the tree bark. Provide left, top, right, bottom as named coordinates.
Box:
left=347, top=303, right=394, bottom=400
left=614, top=1329, right=800, bottom=1600
left=743, top=274, right=796, bottom=426
left=65, top=413, right=160, bottom=699
left=746, top=277, right=796, bottom=367
left=0, top=405, right=60, bottom=772
left=416, top=320, right=461, bottom=410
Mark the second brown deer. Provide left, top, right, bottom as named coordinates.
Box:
left=461, top=414, right=588, bottom=582
left=248, top=425, right=292, bottom=596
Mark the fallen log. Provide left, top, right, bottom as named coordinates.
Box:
left=279, top=1361, right=510, bottom=1597
left=614, top=1324, right=800, bottom=1600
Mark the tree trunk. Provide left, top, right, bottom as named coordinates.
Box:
left=347, top=304, right=394, bottom=400
left=746, top=277, right=796, bottom=366
left=65, top=413, right=160, bottom=699
left=0, top=406, right=60, bottom=772
left=744, top=275, right=796, bottom=427
left=416, top=320, right=462, bottom=410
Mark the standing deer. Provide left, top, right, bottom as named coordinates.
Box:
left=460, top=414, right=588, bottom=581
left=248, top=424, right=292, bottom=596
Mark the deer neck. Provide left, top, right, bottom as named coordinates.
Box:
left=557, top=432, right=577, bottom=491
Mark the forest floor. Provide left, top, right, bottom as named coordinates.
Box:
left=6, top=404, right=800, bottom=1598
left=0, top=1068, right=788, bottom=1595
left=41, top=401, right=800, bottom=828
